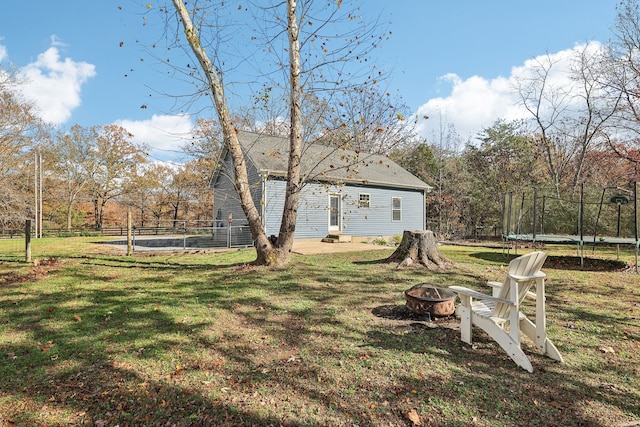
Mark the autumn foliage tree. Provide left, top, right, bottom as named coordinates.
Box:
left=45, top=125, right=95, bottom=231
left=87, top=125, right=147, bottom=230
left=0, top=70, right=47, bottom=229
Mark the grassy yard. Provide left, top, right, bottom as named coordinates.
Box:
left=0, top=237, right=638, bottom=426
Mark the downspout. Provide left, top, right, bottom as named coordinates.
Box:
left=261, top=171, right=268, bottom=229
left=423, top=190, right=427, bottom=231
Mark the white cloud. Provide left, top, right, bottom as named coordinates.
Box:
left=115, top=114, right=195, bottom=161
left=415, top=74, right=522, bottom=142
left=0, top=44, right=7, bottom=63
left=414, top=43, right=605, bottom=145
left=17, top=46, right=95, bottom=125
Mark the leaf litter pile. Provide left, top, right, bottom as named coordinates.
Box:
left=0, top=244, right=638, bottom=426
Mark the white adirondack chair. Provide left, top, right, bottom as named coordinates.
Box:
left=449, top=251, right=563, bottom=372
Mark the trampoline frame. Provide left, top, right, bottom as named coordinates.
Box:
left=502, top=183, right=639, bottom=272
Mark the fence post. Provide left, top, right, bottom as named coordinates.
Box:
left=127, top=212, right=132, bottom=256
left=183, top=220, right=187, bottom=250
left=25, top=220, right=32, bottom=263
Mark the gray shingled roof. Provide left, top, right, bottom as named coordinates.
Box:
left=236, top=131, right=431, bottom=191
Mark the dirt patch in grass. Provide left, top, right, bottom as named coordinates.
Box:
left=544, top=255, right=630, bottom=272
left=0, top=257, right=61, bottom=286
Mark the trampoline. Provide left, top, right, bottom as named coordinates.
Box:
left=506, top=234, right=638, bottom=246
left=502, top=183, right=639, bottom=272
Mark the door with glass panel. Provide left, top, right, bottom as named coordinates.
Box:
left=329, top=194, right=341, bottom=232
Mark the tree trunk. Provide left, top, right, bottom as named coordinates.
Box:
left=386, top=230, right=450, bottom=271
left=173, top=0, right=274, bottom=264
left=173, top=0, right=304, bottom=267
left=270, top=0, right=304, bottom=266
left=93, top=198, right=100, bottom=230
left=66, top=202, right=73, bottom=231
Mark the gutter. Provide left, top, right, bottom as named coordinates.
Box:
left=258, top=169, right=431, bottom=192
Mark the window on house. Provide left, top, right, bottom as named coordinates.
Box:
left=392, top=197, right=402, bottom=221
left=359, top=193, right=370, bottom=208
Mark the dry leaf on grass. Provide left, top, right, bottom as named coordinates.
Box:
left=40, top=342, right=55, bottom=352
left=403, top=408, right=422, bottom=425
left=598, top=346, right=615, bottom=354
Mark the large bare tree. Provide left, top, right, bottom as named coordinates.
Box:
left=604, top=0, right=640, bottom=165
left=515, top=43, right=620, bottom=194
left=171, top=0, right=284, bottom=265
left=169, top=0, right=385, bottom=266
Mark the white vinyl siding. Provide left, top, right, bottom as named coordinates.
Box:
left=212, top=152, right=263, bottom=226
left=263, top=182, right=423, bottom=238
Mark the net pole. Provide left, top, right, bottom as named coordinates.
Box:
left=532, top=188, right=537, bottom=246
left=593, top=188, right=606, bottom=254
left=507, top=192, right=514, bottom=255
left=541, top=195, right=546, bottom=234
left=635, top=181, right=638, bottom=273
left=25, top=220, right=32, bottom=263
left=579, top=183, right=584, bottom=268
left=127, top=212, right=132, bottom=256
left=502, top=192, right=508, bottom=257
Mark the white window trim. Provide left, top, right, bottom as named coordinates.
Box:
left=392, top=196, right=402, bottom=222
left=359, top=193, right=371, bottom=208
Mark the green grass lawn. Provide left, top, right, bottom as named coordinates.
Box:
left=0, top=237, right=638, bottom=426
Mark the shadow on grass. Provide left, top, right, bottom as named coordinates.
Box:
left=0, top=271, right=317, bottom=425
left=351, top=256, right=392, bottom=265
left=0, top=251, right=425, bottom=425
left=371, top=304, right=434, bottom=322
left=362, top=318, right=636, bottom=427
left=2, top=345, right=309, bottom=426
left=1, top=249, right=637, bottom=426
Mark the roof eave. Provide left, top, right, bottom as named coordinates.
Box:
left=258, top=169, right=431, bottom=191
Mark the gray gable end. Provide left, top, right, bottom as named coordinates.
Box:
left=214, top=131, right=431, bottom=191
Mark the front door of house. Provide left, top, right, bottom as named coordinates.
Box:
left=329, top=194, right=341, bottom=232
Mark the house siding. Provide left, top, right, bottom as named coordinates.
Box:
left=212, top=152, right=263, bottom=227
left=211, top=132, right=430, bottom=241
left=264, top=180, right=425, bottom=238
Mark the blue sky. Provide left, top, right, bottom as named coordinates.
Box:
left=0, top=1, right=619, bottom=161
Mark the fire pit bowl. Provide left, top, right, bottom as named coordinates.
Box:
left=404, top=284, right=457, bottom=317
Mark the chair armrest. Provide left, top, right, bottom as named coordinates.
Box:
left=487, top=281, right=502, bottom=297
left=487, top=281, right=502, bottom=289
left=508, top=271, right=546, bottom=281
left=487, top=281, right=536, bottom=300
left=449, top=286, right=513, bottom=305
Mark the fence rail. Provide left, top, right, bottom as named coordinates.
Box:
left=0, top=227, right=131, bottom=238
left=0, top=229, right=24, bottom=239
left=131, top=224, right=253, bottom=251
left=1, top=223, right=255, bottom=252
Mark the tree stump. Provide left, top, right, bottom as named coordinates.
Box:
left=386, top=230, right=450, bottom=271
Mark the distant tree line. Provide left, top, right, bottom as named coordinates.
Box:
left=2, top=1, right=640, bottom=240
left=0, top=74, right=216, bottom=233
left=388, top=1, right=640, bottom=239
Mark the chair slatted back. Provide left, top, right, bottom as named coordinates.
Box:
left=492, top=252, right=547, bottom=319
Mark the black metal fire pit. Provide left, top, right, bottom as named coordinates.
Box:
left=404, top=284, right=456, bottom=317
